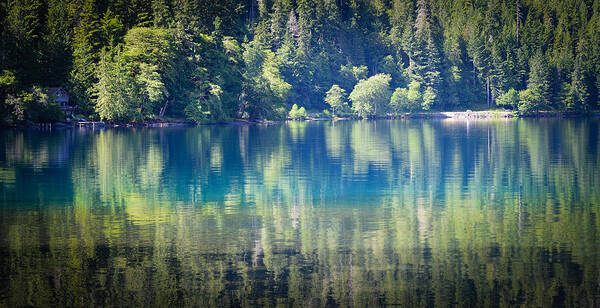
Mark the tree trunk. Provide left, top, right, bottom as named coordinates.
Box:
left=159, top=100, right=169, bottom=118
left=486, top=77, right=490, bottom=108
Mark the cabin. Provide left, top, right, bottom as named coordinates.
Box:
left=46, top=87, right=74, bottom=113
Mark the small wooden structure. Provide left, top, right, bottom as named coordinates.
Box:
left=77, top=121, right=105, bottom=128
left=46, top=87, right=75, bottom=113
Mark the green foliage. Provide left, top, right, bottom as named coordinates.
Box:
left=422, top=87, right=436, bottom=111
left=288, top=104, right=307, bottom=120
left=240, top=43, right=291, bottom=120
left=2, top=86, right=63, bottom=124
left=94, top=28, right=174, bottom=122
left=407, top=81, right=423, bottom=107
left=390, top=88, right=410, bottom=114
left=527, top=50, right=552, bottom=109
left=0, top=70, right=16, bottom=89
left=152, top=0, right=172, bottom=28
left=1, top=0, right=600, bottom=123
left=324, top=85, right=348, bottom=116
left=518, top=88, right=543, bottom=115
left=563, top=37, right=594, bottom=112
left=184, top=101, right=211, bottom=123
left=406, top=0, right=442, bottom=108
left=69, top=0, right=104, bottom=114
left=340, top=64, right=368, bottom=90
left=380, top=55, right=406, bottom=88
left=390, top=80, right=422, bottom=113
left=496, top=89, right=520, bottom=109
left=349, top=74, right=392, bottom=118
left=184, top=83, right=224, bottom=124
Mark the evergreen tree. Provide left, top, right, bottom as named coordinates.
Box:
left=153, top=0, right=173, bottom=28
left=5, top=0, right=44, bottom=84
left=2, top=0, right=600, bottom=124
left=565, top=35, right=593, bottom=112
left=69, top=0, right=104, bottom=114
left=408, top=0, right=442, bottom=108
left=42, top=0, right=73, bottom=85
left=95, top=28, right=175, bottom=121
left=270, top=0, right=291, bottom=48
left=527, top=49, right=552, bottom=109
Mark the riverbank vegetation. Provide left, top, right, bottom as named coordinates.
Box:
left=1, top=0, right=599, bottom=124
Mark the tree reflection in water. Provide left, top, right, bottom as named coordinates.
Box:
left=0, top=119, right=599, bottom=306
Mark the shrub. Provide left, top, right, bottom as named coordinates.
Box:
left=390, top=81, right=423, bottom=113
left=288, top=104, right=307, bottom=120
left=324, top=85, right=348, bottom=116
left=518, top=88, right=543, bottom=115
left=4, top=86, right=63, bottom=123
left=349, top=74, right=392, bottom=118
left=496, top=89, right=519, bottom=109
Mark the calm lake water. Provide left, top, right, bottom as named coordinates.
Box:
left=0, top=119, right=599, bottom=307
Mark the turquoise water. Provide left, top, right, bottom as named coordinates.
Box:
left=0, top=119, right=599, bottom=306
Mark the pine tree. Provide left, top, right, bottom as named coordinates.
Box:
left=527, top=49, right=552, bottom=108
left=6, top=0, right=43, bottom=45
left=296, top=0, right=317, bottom=54
left=565, top=32, right=593, bottom=112
left=589, top=2, right=600, bottom=107
left=408, top=0, right=442, bottom=108
left=173, top=0, right=200, bottom=30
left=5, top=0, right=44, bottom=85
left=567, top=58, right=591, bottom=111
left=69, top=0, right=104, bottom=113
left=467, top=27, right=492, bottom=107
left=270, top=0, right=291, bottom=48
left=42, top=0, right=72, bottom=84
left=153, top=0, right=172, bottom=28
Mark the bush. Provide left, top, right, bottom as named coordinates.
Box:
left=496, top=89, right=519, bottom=109
left=324, top=85, right=348, bottom=116
left=518, top=88, right=543, bottom=115
left=184, top=100, right=212, bottom=124
left=349, top=74, right=392, bottom=118
left=288, top=104, right=307, bottom=120
left=3, top=86, right=64, bottom=124
left=390, top=81, right=423, bottom=113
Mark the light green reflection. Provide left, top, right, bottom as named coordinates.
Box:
left=1, top=119, right=599, bottom=307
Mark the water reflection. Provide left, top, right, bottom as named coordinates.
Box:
left=1, top=119, right=599, bottom=306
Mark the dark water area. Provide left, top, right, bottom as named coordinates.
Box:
left=0, top=119, right=599, bottom=307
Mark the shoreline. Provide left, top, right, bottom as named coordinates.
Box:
left=301, top=110, right=600, bottom=121
left=5, top=110, right=600, bottom=129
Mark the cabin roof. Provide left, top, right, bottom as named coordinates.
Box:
left=46, top=87, right=70, bottom=106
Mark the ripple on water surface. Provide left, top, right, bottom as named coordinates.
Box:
left=0, top=119, right=599, bottom=306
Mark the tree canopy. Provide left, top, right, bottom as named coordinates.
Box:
left=349, top=74, right=393, bottom=118
left=1, top=0, right=599, bottom=124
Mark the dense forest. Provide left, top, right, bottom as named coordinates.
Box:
left=0, top=0, right=599, bottom=124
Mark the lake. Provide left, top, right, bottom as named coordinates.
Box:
left=1, top=119, right=599, bottom=307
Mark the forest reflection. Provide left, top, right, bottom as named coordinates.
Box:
left=1, top=119, right=599, bottom=307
